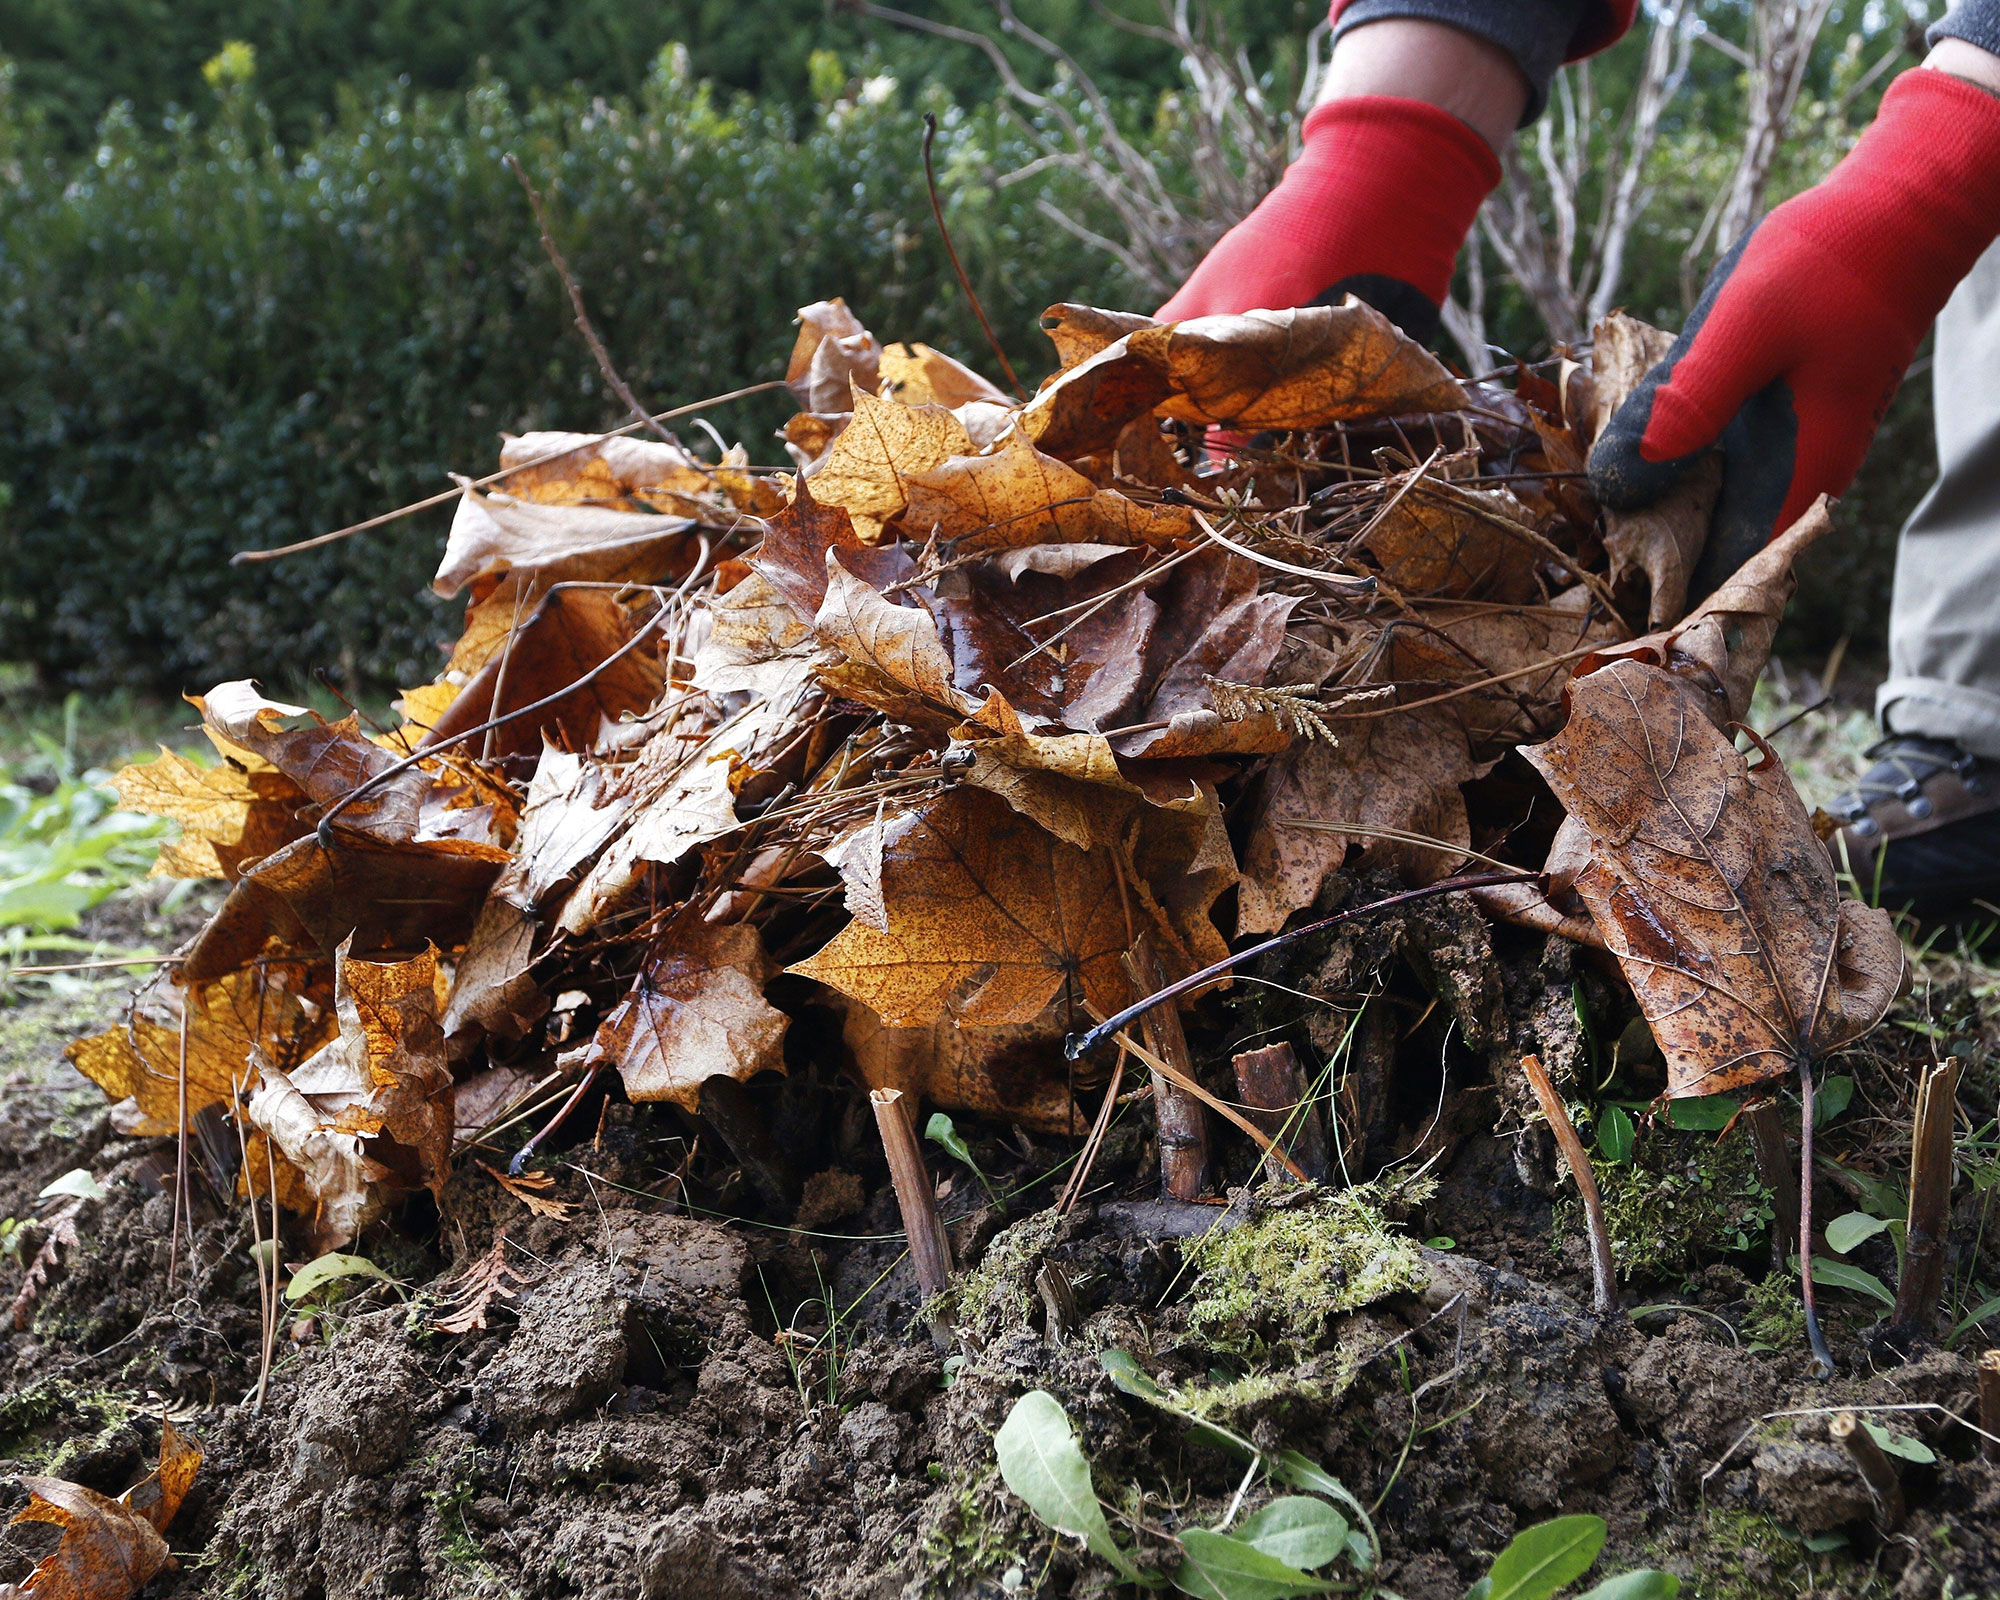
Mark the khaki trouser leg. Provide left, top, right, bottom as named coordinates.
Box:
left=1878, top=237, right=2000, bottom=758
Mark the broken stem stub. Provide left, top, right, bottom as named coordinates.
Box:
left=1891, top=1059, right=1960, bottom=1334
left=871, top=1088, right=955, bottom=1348
left=1232, top=1042, right=1328, bottom=1183
left=1519, top=1054, right=1619, bottom=1317
left=1123, top=936, right=1213, bottom=1202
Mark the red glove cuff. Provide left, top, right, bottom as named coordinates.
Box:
left=1156, top=96, right=1498, bottom=324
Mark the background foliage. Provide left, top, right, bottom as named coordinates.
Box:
left=0, top=0, right=1945, bottom=691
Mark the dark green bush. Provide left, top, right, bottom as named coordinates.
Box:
left=0, top=56, right=1135, bottom=691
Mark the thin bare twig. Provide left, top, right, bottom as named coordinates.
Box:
left=920, top=113, right=1025, bottom=398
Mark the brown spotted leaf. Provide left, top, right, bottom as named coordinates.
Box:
left=111, top=749, right=307, bottom=881
left=8, top=1425, right=199, bottom=1600
left=1525, top=655, right=1903, bottom=1096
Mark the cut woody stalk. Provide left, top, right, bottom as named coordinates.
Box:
left=1891, top=1059, right=1960, bottom=1334
left=1829, top=1410, right=1905, bottom=1530
left=1519, top=1054, right=1619, bottom=1316
left=871, top=1088, right=955, bottom=1350
left=1232, top=1042, right=1329, bottom=1183
left=1123, top=936, right=1213, bottom=1202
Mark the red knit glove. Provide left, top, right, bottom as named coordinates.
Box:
left=1156, top=96, right=1500, bottom=342
left=1590, top=69, right=2000, bottom=590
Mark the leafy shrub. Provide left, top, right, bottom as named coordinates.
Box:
left=0, top=54, right=1134, bottom=692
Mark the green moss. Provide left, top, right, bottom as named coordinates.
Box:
left=1176, top=1368, right=1337, bottom=1422
left=1182, top=1184, right=1427, bottom=1357
left=0, top=1380, right=134, bottom=1471
left=951, top=1208, right=1065, bottom=1338
left=1652, top=1509, right=1891, bottom=1600
left=1569, top=1126, right=1774, bottom=1281
left=1742, top=1272, right=1806, bottom=1351
left=914, top=1473, right=1033, bottom=1597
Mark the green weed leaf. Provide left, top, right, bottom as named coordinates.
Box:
left=1477, top=1514, right=1606, bottom=1600
left=1595, top=1105, right=1635, bottom=1166
left=994, top=1390, right=1138, bottom=1578
left=285, top=1251, right=397, bottom=1304
left=1666, top=1096, right=1737, bottom=1131
left=1803, top=1255, right=1895, bottom=1307
left=1824, top=1212, right=1889, bottom=1255
left=1813, top=1074, right=1855, bottom=1127
left=1267, top=1451, right=1377, bottom=1568
left=1172, top=1529, right=1331, bottom=1600
left=1861, top=1419, right=1935, bottom=1465
left=1234, top=1498, right=1346, bottom=1570
left=1575, top=1573, right=1680, bottom=1600
left=37, top=1169, right=109, bottom=1202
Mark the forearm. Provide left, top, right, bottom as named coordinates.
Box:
left=1330, top=0, right=1587, bottom=124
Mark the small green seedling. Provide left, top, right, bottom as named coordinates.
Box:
left=1464, top=1515, right=1678, bottom=1600
left=1595, top=1106, right=1635, bottom=1167
left=926, top=1112, right=1000, bottom=1206
left=997, top=1379, right=1379, bottom=1598
left=37, top=1169, right=110, bottom=1203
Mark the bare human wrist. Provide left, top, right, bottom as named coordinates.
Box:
left=1317, top=18, right=1529, bottom=151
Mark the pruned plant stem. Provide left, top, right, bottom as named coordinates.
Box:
left=1979, top=1348, right=2000, bottom=1461
left=1892, top=1060, right=1961, bottom=1334
left=1519, top=1054, right=1618, bottom=1316
left=871, top=1088, right=954, bottom=1349
left=1745, top=1101, right=1799, bottom=1273
left=1798, top=1061, right=1834, bottom=1379
left=1830, top=1410, right=1905, bottom=1530
left=1123, top=936, right=1212, bottom=1201
left=1232, top=1042, right=1328, bottom=1183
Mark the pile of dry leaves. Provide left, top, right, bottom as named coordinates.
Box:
left=68, top=295, right=1901, bottom=1274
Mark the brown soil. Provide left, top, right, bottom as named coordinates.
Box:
left=0, top=880, right=1995, bottom=1600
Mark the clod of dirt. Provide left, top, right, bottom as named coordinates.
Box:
left=475, top=1259, right=636, bottom=1432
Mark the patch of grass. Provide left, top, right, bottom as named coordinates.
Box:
left=1181, top=1183, right=1427, bottom=1357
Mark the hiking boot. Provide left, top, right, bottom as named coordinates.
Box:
left=1829, top=735, right=2000, bottom=913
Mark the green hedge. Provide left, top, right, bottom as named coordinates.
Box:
left=0, top=57, right=1134, bottom=691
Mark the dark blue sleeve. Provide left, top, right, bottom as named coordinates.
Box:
left=1932, top=0, right=2000, bottom=57
left=1331, top=0, right=1591, bottom=123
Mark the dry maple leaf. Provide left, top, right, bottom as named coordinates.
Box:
left=1526, top=655, right=1903, bottom=1097
left=420, top=587, right=666, bottom=763
left=111, top=749, right=308, bottom=881
left=812, top=551, right=976, bottom=732
left=177, top=828, right=508, bottom=983
left=879, top=340, right=1010, bottom=409
left=6, top=1423, right=199, bottom=1600
left=804, top=385, right=973, bottom=543
left=838, top=998, right=1082, bottom=1134
left=67, top=964, right=335, bottom=1132
left=581, top=922, right=789, bottom=1111
left=788, top=786, right=1133, bottom=1027
left=901, top=429, right=1100, bottom=552
left=749, top=474, right=865, bottom=621
left=788, top=297, right=883, bottom=413
left=1236, top=702, right=1489, bottom=935
left=1360, top=477, right=1546, bottom=604
left=433, top=487, right=698, bottom=601
left=246, top=940, right=456, bottom=1247
left=1022, top=302, right=1464, bottom=457
left=198, top=683, right=430, bottom=844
